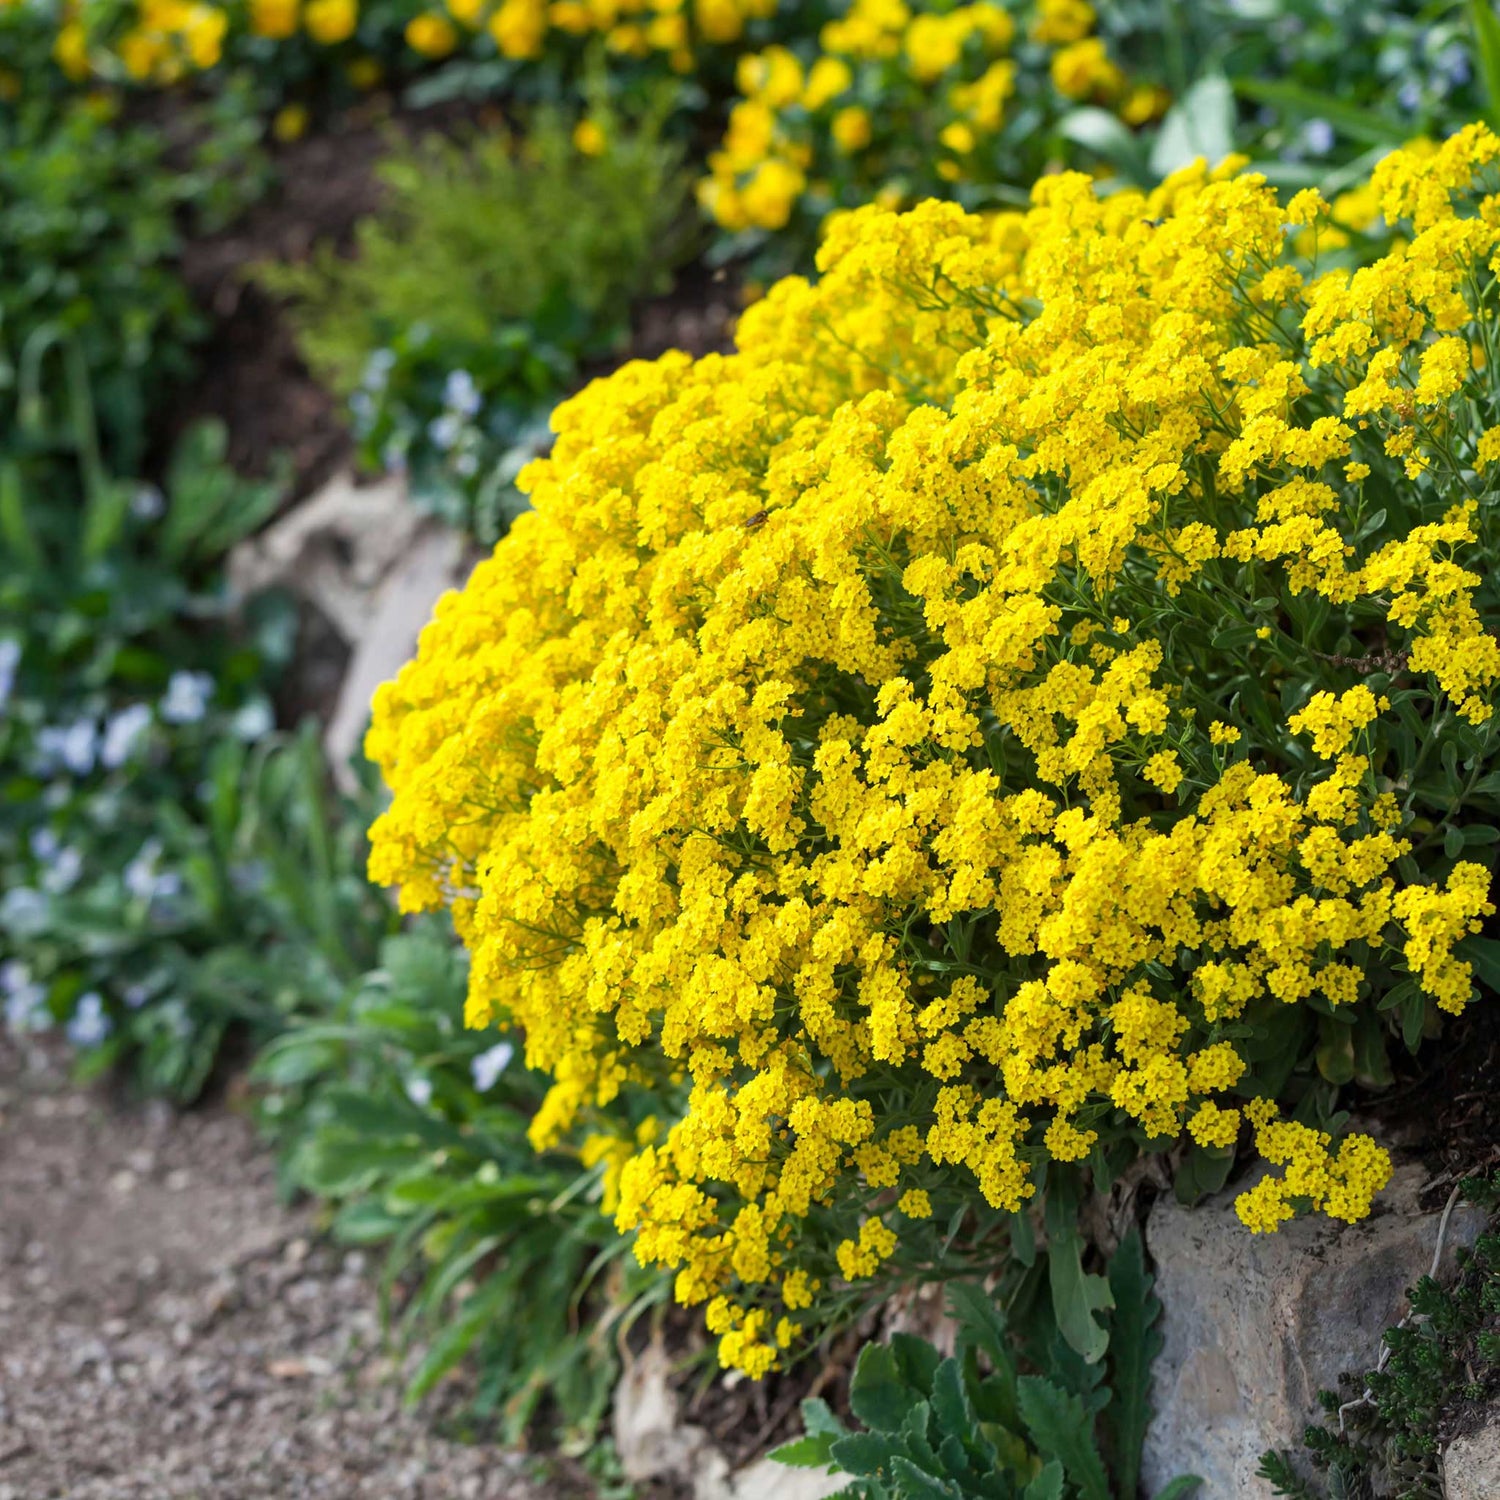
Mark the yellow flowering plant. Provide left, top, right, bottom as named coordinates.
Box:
left=699, top=0, right=1173, bottom=271
left=367, top=130, right=1500, bottom=1377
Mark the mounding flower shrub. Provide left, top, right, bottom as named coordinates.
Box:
left=367, top=127, right=1500, bottom=1378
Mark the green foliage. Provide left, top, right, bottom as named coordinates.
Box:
left=773, top=1234, right=1198, bottom=1499
left=1260, top=1174, right=1500, bottom=1500
left=0, top=343, right=317, bottom=1096
left=0, top=77, right=269, bottom=480
left=0, top=95, right=199, bottom=476
left=255, top=916, right=661, bottom=1449
left=260, top=91, right=692, bottom=540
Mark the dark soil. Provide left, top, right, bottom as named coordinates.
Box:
left=168, top=107, right=393, bottom=504
left=169, top=104, right=738, bottom=512
left=1368, top=997, right=1500, bottom=1208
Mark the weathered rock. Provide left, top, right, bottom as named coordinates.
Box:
left=226, top=468, right=478, bottom=783
left=1141, top=1163, right=1483, bottom=1498
left=612, top=1342, right=845, bottom=1500
left=1444, top=1406, right=1500, bottom=1500
left=323, top=521, right=473, bottom=784
left=227, top=470, right=425, bottom=643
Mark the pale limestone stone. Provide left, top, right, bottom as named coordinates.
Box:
left=1444, top=1408, right=1500, bottom=1500
left=1141, top=1163, right=1482, bottom=1498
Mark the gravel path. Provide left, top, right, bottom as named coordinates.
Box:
left=0, top=1037, right=562, bottom=1500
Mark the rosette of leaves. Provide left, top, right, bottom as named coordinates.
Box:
left=774, top=1232, right=1199, bottom=1499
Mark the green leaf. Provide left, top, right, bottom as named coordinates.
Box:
left=1351, top=1009, right=1394, bottom=1090
left=1315, top=1013, right=1356, bottom=1085
left=1471, top=0, right=1500, bottom=128
left=1057, top=108, right=1150, bottom=182
left=766, top=1435, right=838, bottom=1471
left=1016, top=1376, right=1111, bottom=1500
left=1150, top=74, right=1236, bottom=178
left=888, top=1454, right=961, bottom=1499
left=1466, top=936, right=1500, bottom=996
left=850, top=1342, right=919, bottom=1433
left=891, top=1332, right=943, bottom=1397
left=829, top=1431, right=899, bottom=1478
left=1232, top=78, right=1401, bottom=148
left=1045, top=1184, right=1115, bottom=1365
left=929, top=1358, right=974, bottom=1442
left=1023, top=1460, right=1066, bottom=1500
left=947, top=1282, right=1015, bottom=1383
left=1173, top=1142, right=1236, bottom=1207
left=404, top=1275, right=512, bottom=1402
left=1149, top=1478, right=1203, bottom=1500
left=1104, top=1229, right=1161, bottom=1500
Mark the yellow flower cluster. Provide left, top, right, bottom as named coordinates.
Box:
left=699, top=0, right=1161, bottom=235
left=53, top=0, right=237, bottom=81
left=44, top=0, right=773, bottom=86
left=368, top=130, right=1500, bottom=1375
left=50, top=0, right=360, bottom=83
left=404, top=0, right=778, bottom=68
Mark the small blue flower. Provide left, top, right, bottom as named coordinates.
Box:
left=66, top=991, right=112, bottom=1048
left=1303, top=118, right=1335, bottom=156
left=350, top=390, right=376, bottom=427
left=405, top=1075, right=434, bottom=1108
left=427, top=414, right=464, bottom=453
left=470, top=1041, right=515, bottom=1092
left=41, top=846, right=83, bottom=895
left=0, top=637, right=20, bottom=708
left=4, top=979, right=50, bottom=1036
left=443, top=369, right=483, bottom=418
left=37, top=719, right=99, bottom=777
left=160, top=671, right=215, bottom=726
left=101, top=703, right=154, bottom=770
left=362, top=348, right=397, bottom=392
left=131, top=484, right=166, bottom=522
left=232, top=699, right=275, bottom=743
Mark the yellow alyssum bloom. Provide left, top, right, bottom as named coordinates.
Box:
left=304, top=0, right=356, bottom=42
left=405, top=10, right=458, bottom=55
left=369, top=135, right=1500, bottom=1373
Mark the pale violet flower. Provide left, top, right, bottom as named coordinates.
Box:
left=1302, top=118, right=1335, bottom=156
left=1, top=887, right=48, bottom=937
left=160, top=671, right=215, bottom=726
left=66, top=992, right=111, bottom=1048
left=123, top=981, right=153, bottom=1010
left=1398, top=79, right=1423, bottom=112
left=470, top=1041, right=515, bottom=1093
left=4, top=978, right=50, bottom=1035
left=405, top=1075, right=434, bottom=1108
left=38, top=719, right=98, bottom=776
left=41, top=845, right=83, bottom=895
left=231, top=699, right=274, bottom=742
left=443, top=369, right=483, bottom=418
left=101, top=703, right=153, bottom=769
left=130, top=484, right=166, bottom=521
left=1439, top=44, right=1470, bottom=88
left=361, top=348, right=397, bottom=392
left=30, top=827, right=60, bottom=862
left=124, top=840, right=167, bottom=902
left=428, top=414, right=463, bottom=453
left=0, top=637, right=20, bottom=707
